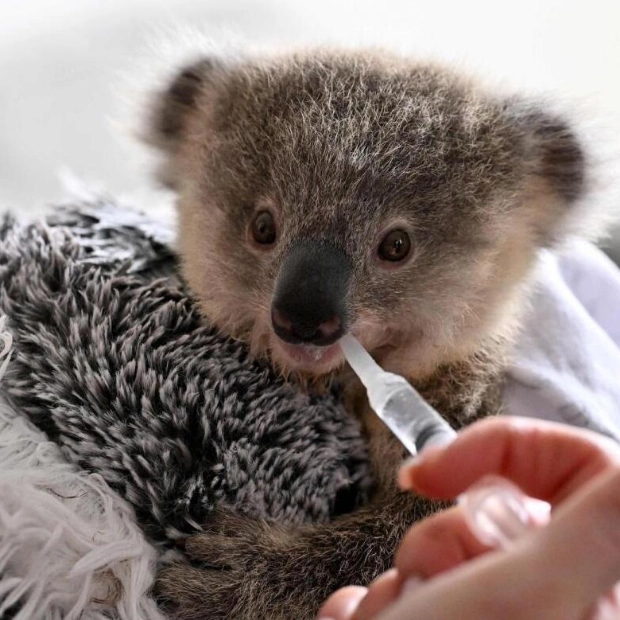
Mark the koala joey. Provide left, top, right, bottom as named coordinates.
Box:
left=141, top=46, right=599, bottom=619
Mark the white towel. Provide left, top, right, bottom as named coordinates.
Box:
left=503, top=241, right=620, bottom=441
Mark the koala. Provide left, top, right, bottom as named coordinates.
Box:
left=140, top=47, right=597, bottom=619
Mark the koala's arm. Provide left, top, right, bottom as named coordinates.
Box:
left=155, top=475, right=439, bottom=620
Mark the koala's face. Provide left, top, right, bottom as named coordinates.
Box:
left=145, top=51, right=585, bottom=379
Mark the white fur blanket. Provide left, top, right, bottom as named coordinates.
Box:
left=0, top=317, right=165, bottom=620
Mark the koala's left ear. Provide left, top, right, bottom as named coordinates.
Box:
left=144, top=57, right=223, bottom=154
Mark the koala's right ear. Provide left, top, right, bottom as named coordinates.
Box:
left=145, top=58, right=219, bottom=154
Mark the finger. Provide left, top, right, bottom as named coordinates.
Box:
left=317, top=586, right=368, bottom=620
left=351, top=570, right=401, bottom=620
left=399, top=416, right=620, bottom=504
left=393, top=505, right=491, bottom=579
left=368, top=548, right=548, bottom=620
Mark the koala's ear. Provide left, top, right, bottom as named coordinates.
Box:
left=530, top=111, right=587, bottom=203
left=507, top=101, right=615, bottom=243
left=523, top=108, right=586, bottom=204
left=145, top=58, right=219, bottom=153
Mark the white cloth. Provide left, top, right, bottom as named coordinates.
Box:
left=503, top=241, right=620, bottom=441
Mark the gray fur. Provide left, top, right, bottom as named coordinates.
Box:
left=0, top=201, right=371, bottom=543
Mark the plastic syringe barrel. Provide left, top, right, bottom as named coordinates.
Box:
left=367, top=373, right=457, bottom=456
left=369, top=373, right=549, bottom=549
left=339, top=334, right=547, bottom=549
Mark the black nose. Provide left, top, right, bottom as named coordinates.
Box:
left=271, top=240, right=351, bottom=346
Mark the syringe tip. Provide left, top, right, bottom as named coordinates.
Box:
left=339, top=334, right=384, bottom=388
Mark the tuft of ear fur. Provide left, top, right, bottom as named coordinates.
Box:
left=113, top=28, right=249, bottom=189
left=138, top=46, right=233, bottom=188
left=527, top=110, right=586, bottom=204
left=146, top=58, right=218, bottom=154
left=509, top=98, right=619, bottom=246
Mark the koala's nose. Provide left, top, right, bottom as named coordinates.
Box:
left=271, top=308, right=344, bottom=346
left=271, top=240, right=352, bottom=347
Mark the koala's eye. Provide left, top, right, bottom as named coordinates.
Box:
left=250, top=211, right=277, bottom=245
left=377, top=229, right=411, bottom=262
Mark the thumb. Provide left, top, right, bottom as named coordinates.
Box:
left=316, top=587, right=368, bottom=620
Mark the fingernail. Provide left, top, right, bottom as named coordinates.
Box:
left=402, top=455, right=420, bottom=469
left=398, top=469, right=412, bottom=490
left=401, top=576, right=424, bottom=595
left=398, top=457, right=421, bottom=489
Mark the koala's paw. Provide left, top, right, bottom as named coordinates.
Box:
left=155, top=561, right=240, bottom=620
left=155, top=510, right=318, bottom=620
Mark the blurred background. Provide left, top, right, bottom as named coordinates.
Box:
left=0, top=0, right=618, bottom=255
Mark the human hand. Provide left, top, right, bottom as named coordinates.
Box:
left=317, top=417, right=620, bottom=620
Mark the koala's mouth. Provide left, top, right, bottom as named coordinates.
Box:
left=276, top=340, right=342, bottom=370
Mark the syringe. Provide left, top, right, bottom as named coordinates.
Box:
left=339, top=334, right=549, bottom=549
left=340, top=334, right=456, bottom=453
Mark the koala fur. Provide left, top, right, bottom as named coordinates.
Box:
left=140, top=47, right=598, bottom=619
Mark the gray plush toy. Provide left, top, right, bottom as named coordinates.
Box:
left=0, top=200, right=371, bottom=543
